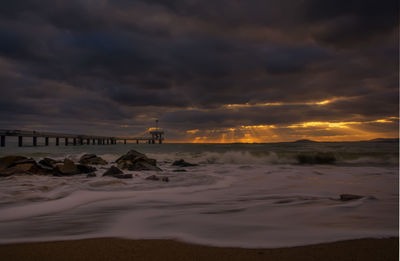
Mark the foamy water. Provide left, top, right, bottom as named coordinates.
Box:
left=0, top=142, right=398, bottom=248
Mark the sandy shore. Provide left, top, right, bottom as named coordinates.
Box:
left=0, top=237, right=398, bottom=261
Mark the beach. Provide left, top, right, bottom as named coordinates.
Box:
left=1, top=237, right=398, bottom=261
left=0, top=142, right=398, bottom=259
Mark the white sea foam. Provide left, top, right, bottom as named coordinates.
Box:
left=0, top=142, right=397, bottom=247
left=0, top=162, right=397, bottom=247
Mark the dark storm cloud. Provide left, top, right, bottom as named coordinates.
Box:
left=0, top=0, right=398, bottom=140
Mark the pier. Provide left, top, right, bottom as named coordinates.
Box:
left=0, top=129, right=164, bottom=147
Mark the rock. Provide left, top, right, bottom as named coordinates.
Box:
left=114, top=174, right=133, bottom=179
left=340, top=194, right=364, bottom=201
left=103, top=166, right=124, bottom=177
left=77, top=164, right=97, bottom=173
left=173, top=169, right=187, bottom=172
left=38, top=158, right=59, bottom=168
left=10, top=158, right=54, bottom=175
left=55, top=159, right=79, bottom=175
left=116, top=150, right=162, bottom=171
left=297, top=152, right=336, bottom=165
left=86, top=173, right=96, bottom=178
left=145, top=175, right=160, bottom=181
left=0, top=167, right=31, bottom=177
left=162, top=177, right=169, bottom=182
left=0, top=155, right=27, bottom=170
left=172, top=159, right=198, bottom=167
left=79, top=154, right=107, bottom=165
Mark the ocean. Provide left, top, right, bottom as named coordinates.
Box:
left=0, top=141, right=398, bottom=248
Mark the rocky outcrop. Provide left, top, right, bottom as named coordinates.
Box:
left=55, top=159, right=80, bottom=175
left=0, top=155, right=28, bottom=170
left=145, top=175, right=160, bottom=181
left=38, top=158, right=59, bottom=168
left=173, top=169, right=187, bottom=172
left=77, top=164, right=97, bottom=174
left=103, top=166, right=123, bottom=176
left=339, top=194, right=364, bottom=201
left=116, top=150, right=161, bottom=171
left=79, top=154, right=107, bottom=165
left=145, top=175, right=169, bottom=182
left=172, top=159, right=198, bottom=167
left=0, top=156, right=54, bottom=176
left=102, top=166, right=132, bottom=179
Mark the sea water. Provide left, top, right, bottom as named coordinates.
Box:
left=0, top=141, right=398, bottom=248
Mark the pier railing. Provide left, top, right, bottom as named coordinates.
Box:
left=0, top=129, right=164, bottom=147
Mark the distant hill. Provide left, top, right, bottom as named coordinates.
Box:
left=367, top=138, right=399, bottom=143
left=293, top=139, right=317, bottom=143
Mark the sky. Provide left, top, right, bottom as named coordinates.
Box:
left=0, top=0, right=398, bottom=143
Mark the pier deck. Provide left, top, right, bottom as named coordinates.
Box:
left=0, top=129, right=164, bottom=147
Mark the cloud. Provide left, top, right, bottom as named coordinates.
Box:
left=0, top=0, right=397, bottom=141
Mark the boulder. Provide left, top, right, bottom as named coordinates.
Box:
left=114, top=174, right=133, bottom=179
left=38, top=158, right=59, bottom=168
left=55, top=159, right=80, bottom=175
left=0, top=167, right=31, bottom=177
left=79, top=154, right=107, bottom=165
left=162, top=177, right=169, bottom=182
left=10, top=158, right=54, bottom=175
left=145, top=175, right=160, bottom=181
left=340, top=194, right=364, bottom=201
left=0, top=155, right=27, bottom=170
left=77, top=164, right=97, bottom=174
left=172, top=159, right=198, bottom=167
left=103, top=166, right=124, bottom=177
left=116, top=150, right=161, bottom=171
left=173, top=169, right=187, bottom=172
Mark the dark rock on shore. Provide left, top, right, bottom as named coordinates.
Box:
left=55, top=159, right=80, bottom=175
left=79, top=154, right=107, bottom=165
left=0, top=156, right=55, bottom=176
left=86, top=173, right=96, bottom=178
left=114, top=174, right=133, bottom=179
left=162, top=177, right=169, bottom=182
left=297, top=152, right=336, bottom=165
left=340, top=194, right=364, bottom=201
left=77, top=164, right=97, bottom=174
left=173, top=169, right=187, bottom=172
left=172, top=159, right=198, bottom=167
left=102, top=166, right=132, bottom=179
left=0, top=155, right=28, bottom=170
left=145, top=175, right=160, bottom=181
left=116, top=150, right=161, bottom=171
left=38, top=158, right=60, bottom=168
left=103, top=166, right=123, bottom=176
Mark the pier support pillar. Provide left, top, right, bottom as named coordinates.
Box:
left=107, top=139, right=109, bottom=145
left=18, top=136, right=23, bottom=147
left=56, top=137, right=59, bottom=146
left=0, top=136, right=5, bottom=147
left=92, top=139, right=95, bottom=145
left=65, top=138, right=69, bottom=146
left=45, top=137, right=49, bottom=146
left=159, top=139, right=162, bottom=144
left=87, top=139, right=90, bottom=145
left=80, top=139, right=83, bottom=145
left=124, top=139, right=127, bottom=144
left=136, top=140, right=139, bottom=144
left=73, top=138, right=76, bottom=146
left=33, top=137, right=37, bottom=146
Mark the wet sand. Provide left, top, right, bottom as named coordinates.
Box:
left=1, top=237, right=398, bottom=261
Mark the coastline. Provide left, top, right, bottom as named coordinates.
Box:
left=1, top=237, right=398, bottom=261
